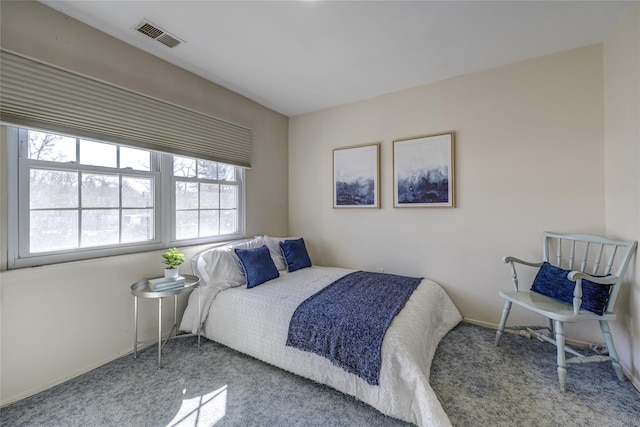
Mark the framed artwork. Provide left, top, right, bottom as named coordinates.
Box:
left=333, top=143, right=380, bottom=208
left=393, top=131, right=455, bottom=208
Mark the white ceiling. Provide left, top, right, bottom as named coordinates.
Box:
left=40, top=1, right=632, bottom=117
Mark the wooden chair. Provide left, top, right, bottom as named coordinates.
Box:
left=495, top=232, right=637, bottom=392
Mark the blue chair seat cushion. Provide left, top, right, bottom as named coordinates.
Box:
left=235, top=245, right=280, bottom=288
left=530, top=262, right=612, bottom=316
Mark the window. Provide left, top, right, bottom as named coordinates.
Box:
left=7, top=127, right=244, bottom=268
left=173, top=156, right=240, bottom=240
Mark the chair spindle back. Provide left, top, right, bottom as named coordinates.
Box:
left=542, top=232, right=636, bottom=313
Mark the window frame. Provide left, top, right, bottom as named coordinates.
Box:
left=6, top=126, right=245, bottom=269
left=166, top=155, right=245, bottom=248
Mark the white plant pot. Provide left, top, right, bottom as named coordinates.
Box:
left=164, top=268, right=179, bottom=279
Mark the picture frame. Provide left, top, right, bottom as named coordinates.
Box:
left=393, top=131, right=455, bottom=208
left=333, top=143, right=380, bottom=208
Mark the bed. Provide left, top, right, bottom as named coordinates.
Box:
left=179, top=236, right=462, bottom=427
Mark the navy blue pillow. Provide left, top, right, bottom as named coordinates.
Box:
left=530, top=262, right=612, bottom=316
left=279, top=238, right=312, bottom=272
left=235, top=245, right=280, bottom=288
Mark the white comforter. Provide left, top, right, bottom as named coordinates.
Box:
left=180, top=266, right=461, bottom=427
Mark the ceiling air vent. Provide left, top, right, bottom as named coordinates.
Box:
left=133, top=19, right=183, bottom=48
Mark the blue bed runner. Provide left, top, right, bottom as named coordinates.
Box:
left=286, top=271, right=422, bottom=385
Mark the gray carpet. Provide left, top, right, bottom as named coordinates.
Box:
left=2, top=322, right=639, bottom=427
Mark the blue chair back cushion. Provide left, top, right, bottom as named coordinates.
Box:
left=279, top=238, right=312, bottom=272
left=530, top=262, right=612, bottom=316
left=235, top=245, right=280, bottom=288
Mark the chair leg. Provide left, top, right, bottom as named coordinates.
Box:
left=600, top=320, right=624, bottom=382
left=546, top=318, right=554, bottom=338
left=495, top=300, right=512, bottom=346
left=554, top=320, right=567, bottom=392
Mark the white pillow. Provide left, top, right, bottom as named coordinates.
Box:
left=192, top=236, right=266, bottom=287
left=262, top=235, right=299, bottom=270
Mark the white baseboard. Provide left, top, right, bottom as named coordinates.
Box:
left=0, top=343, right=155, bottom=408
left=463, top=317, right=591, bottom=347
left=4, top=319, right=637, bottom=406
left=462, top=317, right=640, bottom=392
left=622, top=363, right=640, bottom=393
left=0, top=352, right=126, bottom=407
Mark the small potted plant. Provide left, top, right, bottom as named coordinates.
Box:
left=162, top=247, right=185, bottom=279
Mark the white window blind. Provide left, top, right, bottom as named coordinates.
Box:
left=0, top=49, right=252, bottom=168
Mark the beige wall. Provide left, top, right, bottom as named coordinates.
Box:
left=290, top=46, right=608, bottom=347
left=0, top=1, right=288, bottom=404
left=2, top=0, right=638, bottom=407
left=604, top=3, right=640, bottom=388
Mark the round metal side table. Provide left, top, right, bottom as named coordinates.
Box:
left=130, top=274, right=201, bottom=368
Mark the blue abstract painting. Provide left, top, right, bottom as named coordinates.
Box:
left=393, top=132, right=455, bottom=207
left=333, top=143, right=379, bottom=208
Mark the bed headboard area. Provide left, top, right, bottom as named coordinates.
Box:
left=190, top=235, right=299, bottom=289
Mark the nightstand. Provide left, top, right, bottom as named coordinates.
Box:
left=130, top=274, right=201, bottom=367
